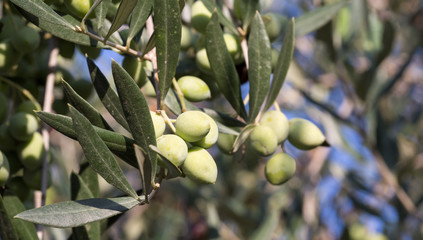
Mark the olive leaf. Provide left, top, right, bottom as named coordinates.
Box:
left=104, top=0, right=138, bottom=41
left=127, top=0, right=153, bottom=44
left=149, top=145, right=182, bottom=179
left=232, top=124, right=256, bottom=153
left=202, top=0, right=238, bottom=34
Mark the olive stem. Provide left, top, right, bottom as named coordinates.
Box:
left=243, top=93, right=249, bottom=105
left=160, top=110, right=176, bottom=133
left=273, top=102, right=280, bottom=112
left=172, top=78, right=187, bottom=112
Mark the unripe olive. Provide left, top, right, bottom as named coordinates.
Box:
left=0, top=15, right=24, bottom=41
left=264, top=13, right=288, bottom=42
left=11, top=27, right=40, bottom=54
left=150, top=111, right=166, bottom=138
left=79, top=45, right=101, bottom=59
left=122, top=57, right=148, bottom=87
left=217, top=133, right=236, bottom=154
left=265, top=152, right=296, bottom=185
left=69, top=79, right=93, bottom=99
left=157, top=134, right=188, bottom=166
left=7, top=176, right=30, bottom=201
left=177, top=76, right=211, bottom=102
left=271, top=48, right=279, bottom=70
left=143, top=81, right=156, bottom=97
left=181, top=25, right=194, bottom=50
left=223, top=33, right=243, bottom=64
left=288, top=118, right=326, bottom=150
left=64, top=0, right=95, bottom=19
left=192, top=114, right=218, bottom=149
left=18, top=132, right=45, bottom=171
left=16, top=100, right=39, bottom=116
left=0, top=124, right=17, bottom=151
left=5, top=152, right=23, bottom=175
left=249, top=125, right=278, bottom=156
left=191, top=1, right=212, bottom=33
left=0, top=151, right=10, bottom=186
left=8, top=112, right=39, bottom=142
left=259, top=110, right=289, bottom=144
left=0, top=92, right=7, bottom=124
left=0, top=40, right=21, bottom=73
left=181, top=147, right=217, bottom=184
left=195, top=48, right=212, bottom=74
left=23, top=168, right=52, bottom=190
left=175, top=111, right=211, bottom=142
left=58, top=39, right=75, bottom=59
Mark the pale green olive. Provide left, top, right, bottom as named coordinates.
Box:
left=288, top=118, right=326, bottom=150
left=0, top=92, right=7, bottom=124
left=181, top=147, right=217, bottom=184
left=217, top=133, right=236, bottom=154
left=259, top=110, right=289, bottom=144
left=181, top=25, right=194, bottom=50
left=64, top=0, right=95, bottom=19
left=265, top=152, right=296, bottom=185
left=0, top=40, right=21, bottom=73
left=150, top=111, right=166, bottom=138
left=157, top=134, right=188, bottom=166
left=249, top=125, right=278, bottom=156
left=175, top=111, right=211, bottom=142
left=192, top=114, right=218, bottom=149
left=0, top=151, right=10, bottom=186
left=143, top=81, right=156, bottom=97
left=122, top=57, right=148, bottom=87
left=191, top=1, right=212, bottom=33
left=223, top=33, right=243, bottom=64
left=8, top=112, right=39, bottom=142
left=16, top=100, right=39, bottom=116
left=177, top=76, right=211, bottom=102
left=18, top=132, right=45, bottom=171
left=11, top=27, right=40, bottom=54
left=195, top=48, right=212, bottom=74
left=264, top=13, right=288, bottom=42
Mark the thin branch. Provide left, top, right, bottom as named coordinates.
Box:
left=172, top=78, right=186, bottom=112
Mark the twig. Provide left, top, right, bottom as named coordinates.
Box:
left=160, top=110, right=176, bottom=133
left=172, top=78, right=186, bottom=112
left=144, top=16, right=161, bottom=110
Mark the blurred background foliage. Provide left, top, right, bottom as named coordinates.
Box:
left=2, top=0, right=423, bottom=239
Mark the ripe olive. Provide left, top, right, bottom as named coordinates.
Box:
left=181, top=147, right=217, bottom=184
left=18, top=132, right=45, bottom=171
left=177, top=76, right=211, bottom=102
left=11, top=27, right=41, bottom=54
left=249, top=125, right=278, bottom=156
left=265, top=152, right=296, bottom=185
left=191, top=1, right=212, bottom=33
left=157, top=134, right=188, bottom=166
left=175, top=111, right=211, bottom=142
left=288, top=118, right=326, bottom=150
left=259, top=110, right=289, bottom=144
left=150, top=111, right=166, bottom=138
left=192, top=114, right=218, bottom=149
left=8, top=112, right=39, bottom=142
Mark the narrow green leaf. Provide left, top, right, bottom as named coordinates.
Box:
left=94, top=0, right=111, bottom=32
left=0, top=195, right=20, bottom=240
left=296, top=1, right=349, bottom=36
left=104, top=0, right=138, bottom=41
left=242, top=0, right=259, bottom=30
left=71, top=172, right=95, bottom=200
left=263, top=18, right=295, bottom=111
left=149, top=145, right=182, bottom=179
left=62, top=80, right=112, bottom=130
left=15, top=197, right=141, bottom=228
left=79, top=163, right=100, bottom=198
left=202, top=0, right=238, bottom=34
left=248, top=12, right=271, bottom=122
left=82, top=0, right=103, bottom=29
left=69, top=106, right=139, bottom=200
left=154, top=0, right=181, bottom=103
left=36, top=112, right=138, bottom=168
left=232, top=124, right=255, bottom=153
left=86, top=57, right=130, bottom=131
left=127, top=0, right=153, bottom=44
left=112, top=60, right=157, bottom=197
left=12, top=0, right=102, bottom=46
left=164, top=89, right=182, bottom=115
left=2, top=195, right=38, bottom=240
left=206, top=12, right=247, bottom=120
left=142, top=32, right=156, bottom=57
left=250, top=210, right=280, bottom=240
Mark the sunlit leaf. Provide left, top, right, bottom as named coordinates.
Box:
left=104, top=0, right=138, bottom=41
left=248, top=12, right=271, bottom=123
left=127, top=0, right=153, bottom=44
left=241, top=0, right=259, bottom=30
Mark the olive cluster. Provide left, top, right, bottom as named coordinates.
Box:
left=0, top=94, right=50, bottom=201
left=217, top=110, right=326, bottom=186
left=152, top=110, right=218, bottom=184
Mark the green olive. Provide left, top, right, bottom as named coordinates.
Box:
left=64, top=0, right=95, bottom=19
left=150, top=111, right=166, bottom=138
left=157, top=134, right=188, bottom=166
left=271, top=48, right=279, bottom=70
left=181, top=25, right=194, bottom=50
left=79, top=45, right=102, bottom=59
left=18, top=132, right=45, bottom=171
left=0, top=15, right=24, bottom=41
left=217, top=133, right=236, bottom=154
left=58, top=39, right=75, bottom=59
left=177, top=76, right=211, bottom=102
left=0, top=123, right=17, bottom=151
left=5, top=151, right=23, bottom=175
left=249, top=125, right=278, bottom=156
left=11, top=27, right=40, bottom=54
left=223, top=33, right=243, bottom=64
left=0, top=40, right=21, bottom=74
left=143, top=81, right=156, bottom=97
left=7, top=176, right=30, bottom=201
left=16, top=100, right=39, bottom=116
left=0, top=92, right=7, bottom=124
left=195, top=48, right=212, bottom=74
left=259, top=110, right=289, bottom=144
left=265, top=152, right=296, bottom=185
left=8, top=112, right=39, bottom=142
left=0, top=151, right=10, bottom=186
left=288, top=118, right=326, bottom=150
left=175, top=111, right=211, bottom=142
left=192, top=114, right=218, bottom=149
left=191, top=1, right=212, bottom=33
left=23, top=167, right=52, bottom=190
left=122, top=57, right=149, bottom=87
left=181, top=147, right=217, bottom=184
left=264, top=13, right=288, bottom=42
